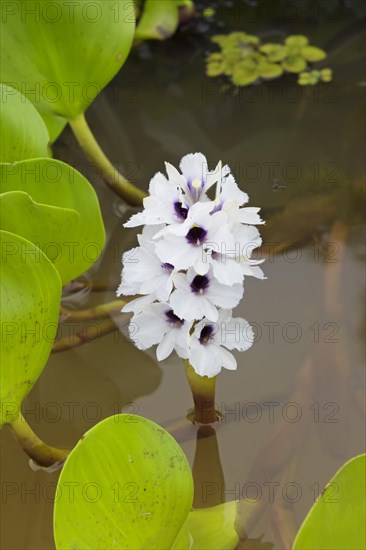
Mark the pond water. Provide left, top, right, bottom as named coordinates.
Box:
left=1, top=1, right=365, bottom=548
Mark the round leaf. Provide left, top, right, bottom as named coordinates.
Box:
left=282, top=55, right=307, bottom=73
left=0, top=0, right=135, bottom=119
left=285, top=35, right=309, bottom=47
left=259, top=61, right=284, bottom=79
left=54, top=414, right=194, bottom=549
left=0, top=231, right=61, bottom=427
left=302, top=46, right=327, bottom=62
left=0, top=84, right=50, bottom=162
left=293, top=454, right=366, bottom=550
left=0, top=159, right=106, bottom=284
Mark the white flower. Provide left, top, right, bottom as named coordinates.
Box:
left=154, top=202, right=235, bottom=275
left=188, top=310, right=254, bottom=377
left=170, top=268, right=244, bottom=322
left=117, top=233, right=176, bottom=302
left=118, top=153, right=264, bottom=377
left=129, top=303, right=192, bottom=361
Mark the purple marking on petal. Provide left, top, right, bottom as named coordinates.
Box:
left=199, top=324, right=214, bottom=344
left=186, top=226, right=207, bottom=245
left=161, top=263, right=174, bottom=273
left=165, top=309, right=184, bottom=327
left=174, top=201, right=188, bottom=220
left=190, top=275, right=210, bottom=294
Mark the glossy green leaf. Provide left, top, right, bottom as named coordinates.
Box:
left=0, top=231, right=61, bottom=427
left=173, top=501, right=239, bottom=549
left=54, top=414, right=194, bottom=549
left=0, top=0, right=135, bottom=119
left=135, top=0, right=179, bottom=40
left=0, top=159, right=106, bottom=285
left=39, top=111, right=67, bottom=144
left=293, top=454, right=366, bottom=550
left=0, top=84, right=50, bottom=162
left=301, top=46, right=327, bottom=62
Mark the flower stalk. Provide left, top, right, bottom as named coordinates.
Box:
left=69, top=113, right=146, bottom=206
left=184, top=361, right=219, bottom=424
left=7, top=414, right=70, bottom=468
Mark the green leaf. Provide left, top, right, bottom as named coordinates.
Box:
left=0, top=84, right=50, bottom=162
left=135, top=0, right=179, bottom=40
left=39, top=111, right=67, bottom=144
left=0, top=159, right=106, bottom=285
left=285, top=35, right=309, bottom=47
left=0, top=0, right=135, bottom=119
left=173, top=501, right=239, bottom=549
left=259, top=61, right=284, bottom=79
left=260, top=44, right=287, bottom=62
left=282, top=56, right=307, bottom=73
left=293, top=454, right=366, bottom=550
left=0, top=190, right=80, bottom=273
left=0, top=230, right=61, bottom=427
left=301, top=46, right=327, bottom=62
left=54, top=414, right=194, bottom=549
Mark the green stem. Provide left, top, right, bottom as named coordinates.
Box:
left=53, top=313, right=125, bottom=353
left=7, top=413, right=70, bottom=468
left=69, top=113, right=146, bottom=206
left=184, top=361, right=220, bottom=424
left=60, top=298, right=126, bottom=322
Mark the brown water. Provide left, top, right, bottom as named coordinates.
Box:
left=1, top=2, right=365, bottom=548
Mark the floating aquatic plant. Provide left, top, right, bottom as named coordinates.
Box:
left=119, top=153, right=265, bottom=422
left=206, top=33, right=331, bottom=87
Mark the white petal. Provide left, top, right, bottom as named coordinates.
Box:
left=170, top=289, right=203, bottom=322
left=207, top=280, right=244, bottom=309
left=122, top=294, right=156, bottom=314
left=238, top=207, right=264, bottom=225
left=218, top=317, right=254, bottom=351
left=189, top=341, right=222, bottom=378
left=129, top=309, right=167, bottom=350
left=217, top=347, right=237, bottom=370
left=180, top=152, right=208, bottom=183
left=211, top=257, right=244, bottom=285
left=156, top=330, right=176, bottom=361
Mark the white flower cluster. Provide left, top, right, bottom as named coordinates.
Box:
left=118, top=153, right=265, bottom=378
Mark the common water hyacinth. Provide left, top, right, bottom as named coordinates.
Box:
left=118, top=153, right=265, bottom=378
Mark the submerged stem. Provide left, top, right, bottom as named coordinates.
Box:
left=69, top=113, right=146, bottom=206
left=8, top=414, right=70, bottom=468
left=60, top=298, right=126, bottom=322
left=184, top=361, right=220, bottom=424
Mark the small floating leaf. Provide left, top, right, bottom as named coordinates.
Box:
left=260, top=44, right=287, bottom=62
left=54, top=414, right=194, bottom=549
left=302, top=46, right=327, bottom=62
left=259, top=61, right=284, bottom=79
left=282, top=55, right=307, bottom=73
left=285, top=35, right=309, bottom=47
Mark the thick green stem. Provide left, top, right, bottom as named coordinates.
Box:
left=69, top=113, right=146, bottom=206
left=184, top=361, right=219, bottom=424
left=7, top=414, right=70, bottom=468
